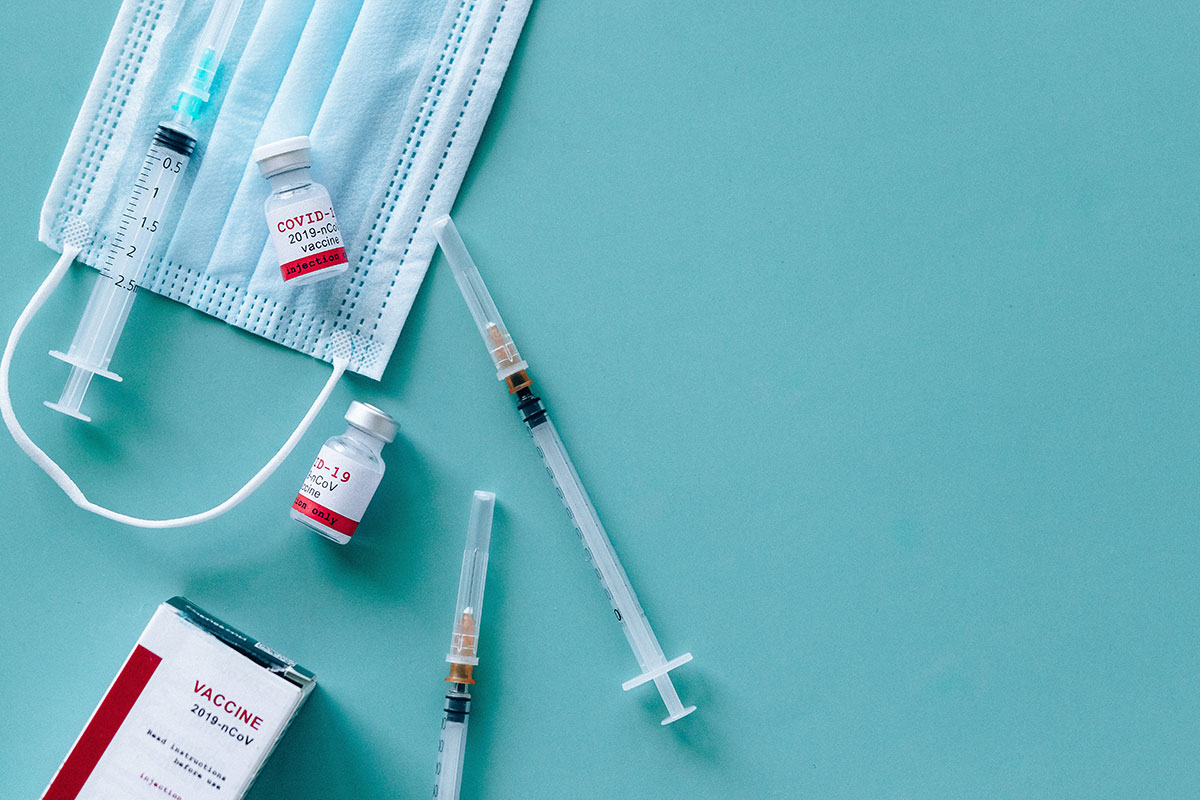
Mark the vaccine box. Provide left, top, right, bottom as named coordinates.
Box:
left=42, top=597, right=315, bottom=800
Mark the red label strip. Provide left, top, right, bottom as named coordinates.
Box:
left=44, top=644, right=162, bottom=800
left=280, top=247, right=349, bottom=281
left=292, top=494, right=359, bottom=536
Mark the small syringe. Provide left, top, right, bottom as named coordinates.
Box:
left=433, top=490, right=495, bottom=800
left=45, top=0, right=242, bottom=421
left=433, top=216, right=696, bottom=725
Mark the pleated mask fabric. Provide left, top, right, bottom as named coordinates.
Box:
left=39, top=0, right=531, bottom=379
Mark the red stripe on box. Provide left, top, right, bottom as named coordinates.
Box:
left=291, top=493, right=359, bottom=536
left=280, top=247, right=349, bottom=281
left=44, top=645, right=162, bottom=800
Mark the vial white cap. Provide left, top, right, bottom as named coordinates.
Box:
left=252, top=136, right=312, bottom=178
left=345, top=401, right=398, bottom=443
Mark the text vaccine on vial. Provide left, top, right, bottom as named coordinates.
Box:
left=291, top=401, right=397, bottom=544
left=252, top=136, right=349, bottom=285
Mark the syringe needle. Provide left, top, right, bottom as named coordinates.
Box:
left=432, top=216, right=696, bottom=725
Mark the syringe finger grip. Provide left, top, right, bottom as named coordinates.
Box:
left=621, top=652, right=694, bottom=691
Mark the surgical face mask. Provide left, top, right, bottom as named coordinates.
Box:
left=1, top=0, right=530, bottom=527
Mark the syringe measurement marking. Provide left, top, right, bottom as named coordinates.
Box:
left=537, top=442, right=626, bottom=623
left=103, top=144, right=187, bottom=292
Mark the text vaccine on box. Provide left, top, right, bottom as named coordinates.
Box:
left=42, top=598, right=315, bottom=800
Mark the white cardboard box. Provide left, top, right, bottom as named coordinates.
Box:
left=43, top=597, right=315, bottom=800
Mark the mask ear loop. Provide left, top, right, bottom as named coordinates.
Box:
left=0, top=246, right=348, bottom=528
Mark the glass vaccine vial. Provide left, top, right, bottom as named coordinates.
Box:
left=252, top=136, right=349, bottom=285
left=291, top=401, right=397, bottom=544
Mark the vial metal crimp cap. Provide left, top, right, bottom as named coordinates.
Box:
left=252, top=135, right=313, bottom=178
left=345, top=401, right=397, bottom=442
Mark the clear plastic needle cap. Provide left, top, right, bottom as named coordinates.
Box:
left=174, top=0, right=244, bottom=122
left=432, top=216, right=528, bottom=381
left=447, top=491, right=495, bottom=666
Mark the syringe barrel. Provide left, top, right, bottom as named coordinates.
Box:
left=82, top=123, right=192, bottom=357
left=529, top=418, right=695, bottom=723
left=433, top=700, right=469, bottom=800
left=529, top=420, right=663, bottom=665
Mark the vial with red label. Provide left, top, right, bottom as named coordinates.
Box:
left=252, top=136, right=349, bottom=285
left=291, top=401, right=397, bottom=544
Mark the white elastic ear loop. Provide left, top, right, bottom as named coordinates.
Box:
left=0, top=246, right=348, bottom=528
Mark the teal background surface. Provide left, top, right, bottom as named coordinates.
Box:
left=2, top=1, right=1198, bottom=797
